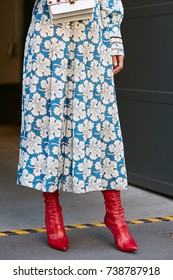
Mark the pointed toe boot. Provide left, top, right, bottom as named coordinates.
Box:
left=102, top=190, right=138, bottom=252
left=43, top=190, right=69, bottom=251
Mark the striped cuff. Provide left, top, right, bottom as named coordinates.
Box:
left=110, top=36, right=124, bottom=56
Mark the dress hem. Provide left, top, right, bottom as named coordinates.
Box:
left=16, top=180, right=128, bottom=194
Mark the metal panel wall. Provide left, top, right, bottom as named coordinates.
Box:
left=116, top=0, right=173, bottom=196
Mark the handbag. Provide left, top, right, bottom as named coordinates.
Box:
left=47, top=0, right=96, bottom=25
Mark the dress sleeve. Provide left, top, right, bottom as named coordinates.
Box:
left=107, top=0, right=125, bottom=56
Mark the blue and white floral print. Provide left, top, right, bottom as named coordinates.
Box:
left=17, top=0, right=128, bottom=193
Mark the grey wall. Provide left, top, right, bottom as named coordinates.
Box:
left=0, top=0, right=23, bottom=125
left=0, top=0, right=35, bottom=125
left=116, top=0, right=173, bottom=197
left=0, top=0, right=23, bottom=84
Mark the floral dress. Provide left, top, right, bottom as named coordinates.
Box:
left=16, top=0, right=128, bottom=193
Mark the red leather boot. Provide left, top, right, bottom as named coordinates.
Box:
left=43, top=190, right=69, bottom=251
left=101, top=190, right=138, bottom=252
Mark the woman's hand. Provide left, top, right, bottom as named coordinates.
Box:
left=112, top=55, right=124, bottom=75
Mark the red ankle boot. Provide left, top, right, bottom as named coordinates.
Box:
left=43, top=190, right=69, bottom=251
left=101, top=190, right=138, bottom=252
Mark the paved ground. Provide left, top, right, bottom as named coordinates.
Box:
left=0, top=222, right=173, bottom=260
left=0, top=125, right=173, bottom=260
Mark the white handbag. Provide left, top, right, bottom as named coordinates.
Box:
left=47, top=0, right=96, bottom=25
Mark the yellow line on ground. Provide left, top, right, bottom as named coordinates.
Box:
left=32, top=228, right=46, bottom=232
left=162, top=216, right=173, bottom=221
left=9, top=230, right=30, bottom=235
left=128, top=219, right=144, bottom=224
left=145, top=218, right=162, bottom=222
left=70, top=224, right=89, bottom=229
left=0, top=216, right=172, bottom=237
left=65, top=227, right=73, bottom=231
left=0, top=233, right=8, bottom=237
left=91, top=223, right=105, bottom=227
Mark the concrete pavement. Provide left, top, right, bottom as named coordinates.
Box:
left=0, top=125, right=172, bottom=260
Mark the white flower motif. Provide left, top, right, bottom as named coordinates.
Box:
left=72, top=177, right=85, bottom=192
left=33, top=53, right=51, bottom=77
left=78, top=158, right=92, bottom=178
left=30, top=154, right=46, bottom=176
left=20, top=170, right=34, bottom=185
left=101, top=45, right=112, bottom=66
left=35, top=182, right=44, bottom=191
left=28, top=93, right=46, bottom=116
left=101, top=178, right=109, bottom=189
left=37, top=3, right=44, bottom=15
left=113, top=177, right=128, bottom=190
left=102, top=120, right=116, bottom=142
left=108, top=140, right=124, bottom=162
left=107, top=102, right=119, bottom=124
left=95, top=161, right=101, bottom=171
left=35, top=116, right=49, bottom=138
left=88, top=99, right=102, bottom=121
left=86, top=137, right=101, bottom=160
left=25, top=115, right=34, bottom=132
left=40, top=78, right=51, bottom=99
left=78, top=80, right=94, bottom=100
left=86, top=176, right=101, bottom=191
left=120, top=166, right=126, bottom=175
left=72, top=22, right=86, bottom=42
left=88, top=60, right=104, bottom=82
left=88, top=21, right=99, bottom=44
left=44, top=38, right=66, bottom=60
left=35, top=15, right=53, bottom=38
left=102, top=157, right=118, bottom=179
left=52, top=145, right=60, bottom=155
left=78, top=41, right=95, bottom=63
left=30, top=35, right=42, bottom=53
left=18, top=151, right=29, bottom=169
left=54, top=58, right=68, bottom=81
left=73, top=59, right=86, bottom=82
left=48, top=185, right=58, bottom=192
left=49, top=117, right=62, bottom=140
left=107, top=68, right=114, bottom=79
left=26, top=54, right=33, bottom=73
left=23, top=74, right=30, bottom=87
left=55, top=22, right=71, bottom=41
left=117, top=127, right=122, bottom=138
left=72, top=99, right=86, bottom=121
left=101, top=82, right=114, bottom=104
left=72, top=138, right=85, bottom=161
left=25, top=131, right=42, bottom=154
left=78, top=119, right=94, bottom=140
left=46, top=156, right=59, bottom=178
left=63, top=175, right=73, bottom=191
left=56, top=154, right=64, bottom=176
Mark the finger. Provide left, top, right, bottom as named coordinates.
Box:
left=113, top=62, right=123, bottom=74
left=112, top=56, right=118, bottom=68
left=113, top=56, right=124, bottom=75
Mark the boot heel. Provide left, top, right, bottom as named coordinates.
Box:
left=102, top=190, right=138, bottom=252
left=43, top=190, right=69, bottom=251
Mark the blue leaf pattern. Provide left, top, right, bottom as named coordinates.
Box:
left=17, top=0, right=128, bottom=193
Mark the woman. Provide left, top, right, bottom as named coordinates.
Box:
left=17, top=0, right=138, bottom=252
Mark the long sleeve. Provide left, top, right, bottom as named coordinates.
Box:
left=101, top=0, right=125, bottom=56
left=109, top=0, right=124, bottom=56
